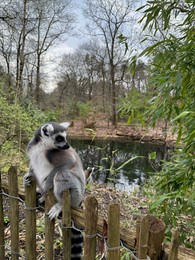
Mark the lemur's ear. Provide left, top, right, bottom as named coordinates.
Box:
left=60, top=122, right=70, bottom=130
left=41, top=124, right=54, bottom=136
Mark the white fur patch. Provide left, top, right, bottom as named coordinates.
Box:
left=41, top=124, right=54, bottom=136
left=60, top=122, right=70, bottom=129
left=28, top=142, right=53, bottom=189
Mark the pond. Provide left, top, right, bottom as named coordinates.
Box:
left=69, top=138, right=167, bottom=192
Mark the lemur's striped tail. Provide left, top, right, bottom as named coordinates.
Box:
left=71, top=228, right=83, bottom=260
left=70, top=167, right=93, bottom=259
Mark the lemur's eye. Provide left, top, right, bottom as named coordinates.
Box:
left=55, top=136, right=64, bottom=142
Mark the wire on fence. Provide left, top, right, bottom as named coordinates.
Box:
left=1, top=188, right=151, bottom=260
left=61, top=218, right=151, bottom=260
left=0, top=190, right=24, bottom=204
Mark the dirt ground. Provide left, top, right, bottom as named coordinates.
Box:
left=67, top=120, right=177, bottom=147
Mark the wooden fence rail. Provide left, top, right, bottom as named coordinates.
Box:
left=0, top=166, right=189, bottom=260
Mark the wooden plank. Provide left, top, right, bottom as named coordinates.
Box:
left=168, top=228, right=179, bottom=260
left=25, top=179, right=37, bottom=260
left=45, top=190, right=55, bottom=260
left=8, top=166, right=19, bottom=260
left=137, top=215, right=149, bottom=259
left=71, top=208, right=135, bottom=249
left=107, top=203, right=120, bottom=260
left=136, top=218, right=141, bottom=253
left=84, top=195, right=98, bottom=260
left=0, top=172, right=5, bottom=259
left=62, top=190, right=71, bottom=260
left=148, top=215, right=166, bottom=260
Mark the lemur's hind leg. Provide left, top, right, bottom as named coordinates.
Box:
left=47, top=168, right=83, bottom=220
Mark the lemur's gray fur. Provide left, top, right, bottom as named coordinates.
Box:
left=23, top=122, right=86, bottom=220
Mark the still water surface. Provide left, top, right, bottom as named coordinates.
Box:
left=69, top=138, right=166, bottom=192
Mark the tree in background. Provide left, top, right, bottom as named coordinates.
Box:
left=118, top=60, right=149, bottom=125
left=138, top=0, right=195, bottom=245
left=0, top=0, right=148, bottom=121
left=51, top=48, right=100, bottom=121
left=84, top=0, right=134, bottom=127
left=0, top=80, right=52, bottom=172
left=0, top=0, right=75, bottom=104
left=33, top=0, right=75, bottom=106
left=78, top=40, right=111, bottom=114
left=0, top=0, right=33, bottom=98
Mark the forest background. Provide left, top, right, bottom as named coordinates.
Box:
left=0, top=0, right=194, bottom=249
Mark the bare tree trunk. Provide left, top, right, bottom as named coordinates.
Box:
left=88, top=78, right=93, bottom=101
left=110, top=64, right=117, bottom=128
left=34, top=0, right=75, bottom=107
left=84, top=0, right=132, bottom=128
left=16, top=0, right=27, bottom=100
left=16, top=34, right=21, bottom=98
left=102, top=70, right=106, bottom=113
left=35, top=53, right=41, bottom=106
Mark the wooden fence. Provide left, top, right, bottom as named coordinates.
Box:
left=0, top=166, right=183, bottom=260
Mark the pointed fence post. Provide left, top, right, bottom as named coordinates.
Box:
left=8, top=166, right=19, bottom=260
left=0, top=172, right=5, bottom=259
left=137, top=215, right=166, bottom=260
left=84, top=195, right=98, bottom=260
left=168, top=228, right=179, bottom=260
left=107, top=203, right=120, bottom=260
left=137, top=215, right=150, bottom=259
left=136, top=218, right=141, bottom=254
left=62, top=190, right=71, bottom=260
left=45, top=190, right=55, bottom=260
left=148, top=215, right=166, bottom=260
left=25, top=179, right=37, bottom=260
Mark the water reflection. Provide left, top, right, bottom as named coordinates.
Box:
left=69, top=139, right=165, bottom=192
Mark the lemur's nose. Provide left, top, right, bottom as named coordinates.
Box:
left=61, top=142, right=70, bottom=149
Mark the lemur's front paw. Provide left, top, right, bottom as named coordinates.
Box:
left=23, top=174, right=33, bottom=186
left=38, top=194, right=45, bottom=204
left=47, top=203, right=62, bottom=220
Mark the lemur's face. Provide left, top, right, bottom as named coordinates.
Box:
left=40, top=122, right=70, bottom=150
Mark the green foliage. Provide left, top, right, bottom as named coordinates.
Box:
left=145, top=150, right=195, bottom=246
left=149, top=151, right=156, bottom=160
left=116, top=156, right=143, bottom=172
left=0, top=86, right=52, bottom=172
left=77, top=101, right=92, bottom=118
left=65, top=100, right=93, bottom=120
left=139, top=0, right=195, bottom=247
left=120, top=249, right=131, bottom=260
left=37, top=217, right=45, bottom=233
left=4, top=216, right=9, bottom=225
left=65, top=99, right=78, bottom=119
left=119, top=87, right=149, bottom=125
left=117, top=34, right=129, bottom=54
left=97, top=145, right=118, bottom=175
left=138, top=0, right=194, bottom=32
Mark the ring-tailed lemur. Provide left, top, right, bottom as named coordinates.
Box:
left=23, top=122, right=89, bottom=259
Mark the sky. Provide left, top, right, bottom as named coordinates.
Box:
left=43, top=0, right=146, bottom=92
left=43, top=0, right=85, bottom=92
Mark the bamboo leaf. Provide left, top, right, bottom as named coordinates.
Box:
left=173, top=111, right=190, bottom=121
left=149, top=151, right=156, bottom=160
left=116, top=156, right=144, bottom=172
left=150, top=195, right=169, bottom=210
